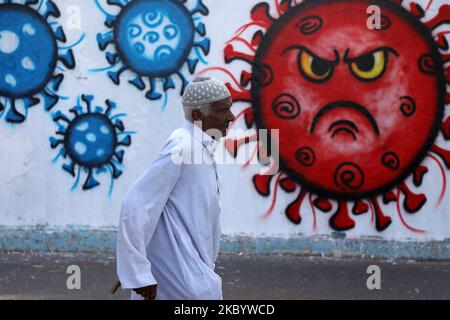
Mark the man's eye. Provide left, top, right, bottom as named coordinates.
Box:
left=299, top=50, right=334, bottom=83
left=349, top=49, right=387, bottom=81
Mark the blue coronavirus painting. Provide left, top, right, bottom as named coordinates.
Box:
left=94, top=0, right=210, bottom=108
left=0, top=0, right=82, bottom=123
left=50, top=95, right=134, bottom=195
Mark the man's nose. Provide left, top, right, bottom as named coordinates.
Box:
left=228, top=110, right=236, bottom=122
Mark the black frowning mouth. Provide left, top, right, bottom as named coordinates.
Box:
left=310, top=100, right=380, bottom=136
left=328, top=120, right=359, bottom=140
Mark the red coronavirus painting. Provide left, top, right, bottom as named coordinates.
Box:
left=200, top=0, right=450, bottom=233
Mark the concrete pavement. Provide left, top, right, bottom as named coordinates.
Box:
left=0, top=251, right=449, bottom=299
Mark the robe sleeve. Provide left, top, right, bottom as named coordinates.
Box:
left=116, top=138, right=185, bottom=289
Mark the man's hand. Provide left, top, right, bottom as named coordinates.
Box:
left=133, top=284, right=158, bottom=300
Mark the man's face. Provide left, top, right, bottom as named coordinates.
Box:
left=196, top=97, right=235, bottom=139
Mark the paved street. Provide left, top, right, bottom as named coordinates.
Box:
left=0, top=251, right=449, bottom=300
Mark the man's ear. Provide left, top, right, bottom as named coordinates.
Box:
left=191, top=108, right=204, bottom=121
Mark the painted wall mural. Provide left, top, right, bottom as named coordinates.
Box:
left=94, top=0, right=211, bottom=109
left=213, top=0, right=450, bottom=234
left=0, top=0, right=80, bottom=123
left=49, top=95, right=133, bottom=195
left=0, top=0, right=449, bottom=240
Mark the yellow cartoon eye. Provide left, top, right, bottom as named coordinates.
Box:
left=350, top=50, right=386, bottom=81
left=299, top=50, right=333, bottom=82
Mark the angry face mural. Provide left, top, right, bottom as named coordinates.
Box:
left=253, top=0, right=445, bottom=199
left=211, top=0, right=450, bottom=233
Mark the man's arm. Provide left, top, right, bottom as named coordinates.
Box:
left=116, top=139, right=184, bottom=297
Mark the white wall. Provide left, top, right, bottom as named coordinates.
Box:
left=0, top=0, right=449, bottom=242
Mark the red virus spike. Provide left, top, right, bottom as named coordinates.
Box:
left=390, top=0, right=404, bottom=6
left=413, top=165, right=429, bottom=187
left=441, top=117, right=450, bottom=140
left=308, top=193, right=318, bottom=230
left=285, top=189, right=307, bottom=224
left=224, top=44, right=254, bottom=64
left=261, top=173, right=283, bottom=218
left=329, top=201, right=355, bottom=231
left=253, top=173, right=273, bottom=197
left=427, top=153, right=447, bottom=206
left=435, top=32, right=450, bottom=50
left=280, top=0, right=291, bottom=13
left=425, top=4, right=450, bottom=31
left=352, top=200, right=369, bottom=215
left=313, top=197, right=333, bottom=212
left=224, top=134, right=257, bottom=158
left=279, top=177, right=297, bottom=193
left=396, top=190, right=426, bottom=234
left=244, top=108, right=255, bottom=128
left=251, top=30, right=264, bottom=47
left=382, top=191, right=398, bottom=204
left=397, top=182, right=427, bottom=214
left=240, top=70, right=253, bottom=87
left=250, top=2, right=274, bottom=27
left=225, top=83, right=251, bottom=103
left=408, top=2, right=425, bottom=18
left=431, top=144, right=450, bottom=168
left=370, top=198, right=393, bottom=232
left=446, top=92, right=450, bottom=104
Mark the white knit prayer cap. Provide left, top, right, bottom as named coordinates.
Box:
left=182, top=77, right=231, bottom=108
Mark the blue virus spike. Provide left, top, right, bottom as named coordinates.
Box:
left=53, top=25, right=67, bottom=43
left=42, top=91, right=59, bottom=111
left=145, top=78, right=162, bottom=100
left=108, top=67, right=126, bottom=85
left=58, top=50, right=75, bottom=69
left=22, top=96, right=40, bottom=109
left=48, top=74, right=64, bottom=92
left=52, top=110, right=71, bottom=123
left=95, top=106, right=104, bottom=114
left=118, top=135, right=131, bottom=147
left=69, top=105, right=83, bottom=117
left=105, top=100, right=117, bottom=117
left=42, top=0, right=61, bottom=19
left=96, top=32, right=114, bottom=51
left=115, top=150, right=125, bottom=163
left=106, top=52, right=119, bottom=65
left=81, top=94, right=94, bottom=112
left=176, top=71, right=188, bottom=95
left=129, top=76, right=145, bottom=91
left=187, top=58, right=199, bottom=75
left=63, top=162, right=76, bottom=177
left=5, top=100, right=25, bottom=124
left=163, top=77, right=176, bottom=91
left=105, top=14, right=116, bottom=28
left=114, top=119, right=125, bottom=131
left=49, top=137, right=63, bottom=149
left=194, top=38, right=210, bottom=55
left=191, top=0, right=209, bottom=15
left=0, top=101, right=4, bottom=114
left=195, top=22, right=206, bottom=36
left=83, top=169, right=100, bottom=190
left=110, top=163, right=123, bottom=179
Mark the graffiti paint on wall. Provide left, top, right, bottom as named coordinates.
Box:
left=50, top=95, right=134, bottom=195
left=94, top=0, right=211, bottom=109
left=213, top=0, right=450, bottom=233
left=0, top=0, right=81, bottom=123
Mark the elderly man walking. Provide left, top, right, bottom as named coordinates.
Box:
left=116, top=77, right=234, bottom=300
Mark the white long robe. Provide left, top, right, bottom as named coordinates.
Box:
left=117, top=120, right=222, bottom=300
